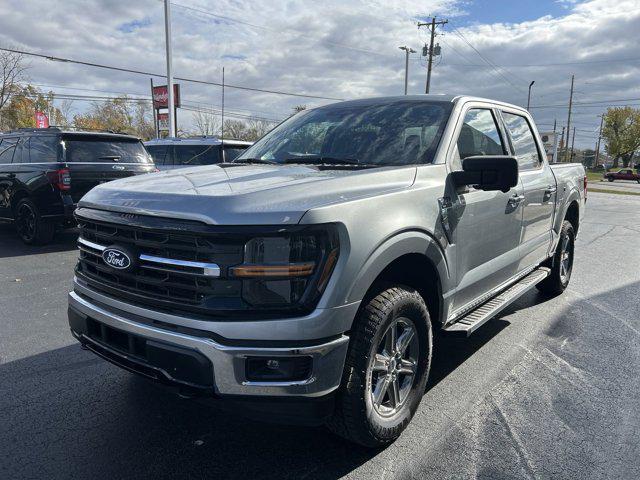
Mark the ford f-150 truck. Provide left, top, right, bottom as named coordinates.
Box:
left=67, top=95, right=586, bottom=447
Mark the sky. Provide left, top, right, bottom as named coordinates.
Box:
left=1, top=0, right=639, bottom=148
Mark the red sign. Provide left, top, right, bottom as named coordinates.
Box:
left=35, top=111, right=49, bottom=128
left=152, top=84, right=181, bottom=109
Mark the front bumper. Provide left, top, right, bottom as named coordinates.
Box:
left=68, top=290, right=350, bottom=398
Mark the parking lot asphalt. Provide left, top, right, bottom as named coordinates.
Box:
left=1, top=192, right=639, bottom=480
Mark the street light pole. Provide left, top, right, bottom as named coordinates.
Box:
left=163, top=0, right=176, bottom=138
left=399, top=46, right=416, bottom=95
left=527, top=80, right=535, bottom=110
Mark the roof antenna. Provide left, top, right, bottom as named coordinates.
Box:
left=221, top=66, right=225, bottom=160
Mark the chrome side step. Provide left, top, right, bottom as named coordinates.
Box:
left=443, top=267, right=551, bottom=337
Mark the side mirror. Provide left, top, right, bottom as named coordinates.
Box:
left=451, top=155, right=519, bottom=193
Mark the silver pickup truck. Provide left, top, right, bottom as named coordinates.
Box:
left=68, top=95, right=586, bottom=447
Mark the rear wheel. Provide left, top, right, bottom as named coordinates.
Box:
left=607, top=177, right=614, bottom=182
left=537, top=220, right=575, bottom=295
left=14, top=198, right=55, bottom=245
left=327, top=285, right=432, bottom=447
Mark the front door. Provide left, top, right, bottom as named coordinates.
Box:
left=500, top=111, right=556, bottom=271
left=449, top=106, right=524, bottom=313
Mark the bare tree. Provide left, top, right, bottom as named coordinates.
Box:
left=192, top=108, right=220, bottom=136
left=0, top=48, right=29, bottom=127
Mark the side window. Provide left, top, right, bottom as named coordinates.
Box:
left=0, top=138, right=18, bottom=163
left=28, top=136, right=60, bottom=163
left=145, top=145, right=169, bottom=165
left=174, top=145, right=221, bottom=166
left=455, top=109, right=505, bottom=162
left=501, top=112, right=542, bottom=170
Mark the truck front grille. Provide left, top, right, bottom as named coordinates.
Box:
left=75, top=210, right=248, bottom=317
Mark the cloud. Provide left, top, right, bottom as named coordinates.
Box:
left=0, top=0, right=638, bottom=146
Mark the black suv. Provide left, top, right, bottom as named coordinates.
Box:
left=0, top=128, right=156, bottom=244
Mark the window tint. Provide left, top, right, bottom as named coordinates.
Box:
left=238, top=101, right=451, bottom=166
left=0, top=138, right=18, bottom=163
left=63, top=136, right=151, bottom=163
left=29, top=136, right=60, bottom=163
left=145, top=145, right=169, bottom=165
left=501, top=112, right=541, bottom=170
left=456, top=109, right=504, bottom=160
left=173, top=145, right=221, bottom=166
left=223, top=146, right=248, bottom=162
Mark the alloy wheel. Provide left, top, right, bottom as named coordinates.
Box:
left=368, top=317, right=420, bottom=417
left=16, top=203, right=36, bottom=242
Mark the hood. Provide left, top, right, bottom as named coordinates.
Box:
left=79, top=164, right=417, bottom=225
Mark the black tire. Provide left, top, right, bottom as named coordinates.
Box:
left=14, top=198, right=56, bottom=245
left=326, top=285, right=432, bottom=447
left=537, top=220, right=575, bottom=295
left=607, top=177, right=614, bottom=182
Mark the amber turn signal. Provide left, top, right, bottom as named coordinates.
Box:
left=230, top=262, right=316, bottom=278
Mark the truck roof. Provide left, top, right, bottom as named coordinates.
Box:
left=144, top=137, right=253, bottom=147
left=317, top=94, right=528, bottom=113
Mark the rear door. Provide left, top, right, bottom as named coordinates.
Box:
left=0, top=137, right=19, bottom=218
left=62, top=135, right=155, bottom=203
left=450, top=105, right=525, bottom=312
left=500, top=110, right=556, bottom=271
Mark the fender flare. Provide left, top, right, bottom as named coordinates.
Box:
left=346, top=229, right=451, bottom=305
left=554, top=187, right=581, bottom=235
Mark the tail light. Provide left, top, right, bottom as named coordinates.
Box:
left=583, top=175, right=588, bottom=200
left=48, top=168, right=71, bottom=191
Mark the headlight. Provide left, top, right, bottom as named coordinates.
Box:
left=229, top=224, right=340, bottom=310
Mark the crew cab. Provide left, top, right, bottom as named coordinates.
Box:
left=67, top=95, right=586, bottom=447
left=0, top=128, right=156, bottom=244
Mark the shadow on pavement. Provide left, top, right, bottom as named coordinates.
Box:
left=0, top=223, right=78, bottom=259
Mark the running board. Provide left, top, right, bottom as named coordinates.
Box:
left=443, top=267, right=551, bottom=337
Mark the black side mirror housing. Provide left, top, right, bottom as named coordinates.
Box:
left=451, top=155, right=519, bottom=193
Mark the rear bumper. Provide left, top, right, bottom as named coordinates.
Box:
left=68, top=290, right=349, bottom=399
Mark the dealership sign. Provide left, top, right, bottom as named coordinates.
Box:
left=152, top=84, right=181, bottom=109
left=35, top=111, right=49, bottom=128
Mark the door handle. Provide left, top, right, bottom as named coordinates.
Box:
left=545, top=185, right=557, bottom=194
left=508, top=194, right=525, bottom=206
left=7, top=173, right=16, bottom=178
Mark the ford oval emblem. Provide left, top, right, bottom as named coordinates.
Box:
left=102, top=247, right=132, bottom=270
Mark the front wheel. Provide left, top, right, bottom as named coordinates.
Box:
left=607, top=177, right=614, bottom=182
left=537, top=220, right=575, bottom=295
left=326, top=285, right=432, bottom=447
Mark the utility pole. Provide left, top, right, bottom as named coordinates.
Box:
left=570, top=126, right=576, bottom=162
left=527, top=81, right=535, bottom=110
left=418, top=17, right=448, bottom=94
left=398, top=46, right=416, bottom=95
left=559, top=126, right=566, bottom=161
left=163, top=0, right=176, bottom=138
left=595, top=114, right=604, bottom=167
left=564, top=74, right=574, bottom=162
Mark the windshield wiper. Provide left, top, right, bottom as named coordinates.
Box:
left=231, top=158, right=277, bottom=165
left=283, top=156, right=362, bottom=166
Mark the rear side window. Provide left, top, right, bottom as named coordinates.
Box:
left=501, top=112, right=542, bottom=170
left=456, top=109, right=505, bottom=160
left=0, top=138, right=18, bottom=163
left=63, top=136, right=151, bottom=163
left=146, top=145, right=169, bottom=165
left=29, top=136, right=60, bottom=163
left=173, top=145, right=221, bottom=166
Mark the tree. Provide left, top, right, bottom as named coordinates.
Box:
left=73, top=96, right=155, bottom=139
left=223, top=119, right=248, bottom=140
left=602, top=107, right=640, bottom=168
left=0, top=85, right=68, bottom=130
left=0, top=47, right=28, bottom=127
left=192, top=108, right=220, bottom=136
left=245, top=119, right=273, bottom=141
left=222, top=118, right=275, bottom=141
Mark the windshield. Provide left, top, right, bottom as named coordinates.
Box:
left=237, top=101, right=452, bottom=166
left=63, top=136, right=152, bottom=163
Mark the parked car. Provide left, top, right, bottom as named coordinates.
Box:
left=0, top=128, right=156, bottom=244
left=144, top=137, right=252, bottom=170
left=603, top=168, right=640, bottom=183
left=68, top=95, right=586, bottom=447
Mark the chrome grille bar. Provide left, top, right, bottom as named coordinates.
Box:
left=78, top=237, right=221, bottom=277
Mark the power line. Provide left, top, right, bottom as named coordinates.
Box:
left=439, top=56, right=640, bottom=68
left=0, top=47, right=343, bottom=101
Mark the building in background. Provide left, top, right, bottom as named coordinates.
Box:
left=539, top=131, right=558, bottom=163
